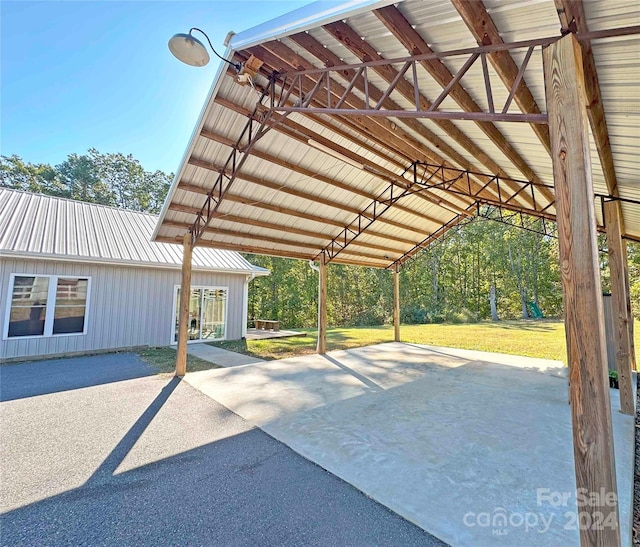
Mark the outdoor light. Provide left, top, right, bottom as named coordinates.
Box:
left=168, top=28, right=241, bottom=71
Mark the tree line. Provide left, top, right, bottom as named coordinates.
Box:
left=2, top=151, right=638, bottom=326
left=1, top=150, right=171, bottom=214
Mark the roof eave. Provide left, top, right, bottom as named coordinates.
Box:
left=229, top=0, right=399, bottom=51
left=0, top=250, right=268, bottom=276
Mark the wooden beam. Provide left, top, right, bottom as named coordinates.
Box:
left=374, top=5, right=551, bottom=201
left=544, top=34, right=620, bottom=545
left=604, top=200, right=634, bottom=414
left=187, top=155, right=443, bottom=232
left=393, top=268, right=400, bottom=342
left=321, top=21, right=552, bottom=206
left=175, top=232, right=193, bottom=377
left=317, top=254, right=327, bottom=354
left=156, top=235, right=391, bottom=269
left=199, top=123, right=454, bottom=224
left=170, top=190, right=421, bottom=248
left=162, top=216, right=408, bottom=256
left=623, top=241, right=637, bottom=371
left=554, top=0, right=618, bottom=196
left=450, top=0, right=552, bottom=156
left=252, top=43, right=503, bottom=209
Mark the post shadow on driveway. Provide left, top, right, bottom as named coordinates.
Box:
left=0, top=375, right=444, bottom=547
left=0, top=353, right=156, bottom=402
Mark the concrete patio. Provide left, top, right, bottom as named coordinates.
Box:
left=185, top=342, right=635, bottom=546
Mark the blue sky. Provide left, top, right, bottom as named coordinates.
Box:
left=1, top=1, right=313, bottom=174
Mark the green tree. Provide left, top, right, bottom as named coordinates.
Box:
left=1, top=150, right=172, bottom=214
left=0, top=155, right=66, bottom=196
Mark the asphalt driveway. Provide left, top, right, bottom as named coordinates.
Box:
left=0, top=353, right=442, bottom=546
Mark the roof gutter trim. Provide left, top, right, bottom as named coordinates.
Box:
left=229, top=0, right=399, bottom=51
left=0, top=250, right=271, bottom=276
left=152, top=46, right=235, bottom=242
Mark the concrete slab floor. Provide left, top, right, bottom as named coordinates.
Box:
left=186, top=343, right=264, bottom=367
left=186, top=342, right=635, bottom=547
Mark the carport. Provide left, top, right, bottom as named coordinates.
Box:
left=152, top=1, right=640, bottom=544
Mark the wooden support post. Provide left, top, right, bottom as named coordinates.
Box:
left=544, top=34, right=620, bottom=546
left=623, top=241, right=637, bottom=371
left=393, top=267, right=400, bottom=342
left=317, top=254, right=327, bottom=354
left=605, top=200, right=635, bottom=415
left=175, top=232, right=193, bottom=377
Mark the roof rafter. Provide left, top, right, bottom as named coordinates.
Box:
left=280, top=35, right=502, bottom=201
left=199, top=117, right=445, bottom=222
left=162, top=216, right=408, bottom=255
left=321, top=20, right=552, bottom=205
left=186, top=155, right=443, bottom=233
left=279, top=32, right=543, bottom=209
left=373, top=5, right=550, bottom=197
left=253, top=42, right=516, bottom=210
left=449, top=0, right=552, bottom=156
left=170, top=194, right=420, bottom=247
left=554, top=0, right=618, bottom=198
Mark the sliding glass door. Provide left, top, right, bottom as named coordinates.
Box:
left=174, top=286, right=227, bottom=343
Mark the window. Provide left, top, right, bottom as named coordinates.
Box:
left=5, top=275, right=90, bottom=339
left=173, top=286, right=227, bottom=343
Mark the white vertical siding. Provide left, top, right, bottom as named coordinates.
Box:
left=0, top=258, right=247, bottom=361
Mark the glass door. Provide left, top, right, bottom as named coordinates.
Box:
left=174, top=286, right=227, bottom=343
left=201, top=289, right=226, bottom=340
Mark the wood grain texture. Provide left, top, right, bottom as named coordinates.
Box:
left=554, top=0, right=618, bottom=197
left=317, top=255, right=327, bottom=354
left=543, top=34, right=620, bottom=546
left=451, top=0, right=552, bottom=156
left=604, top=200, right=634, bottom=415
left=175, top=232, right=193, bottom=377
left=373, top=4, right=553, bottom=203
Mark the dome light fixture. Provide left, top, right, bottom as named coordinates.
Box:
left=168, top=27, right=241, bottom=71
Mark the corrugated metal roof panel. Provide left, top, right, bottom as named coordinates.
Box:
left=154, top=0, right=640, bottom=266
left=0, top=188, right=266, bottom=274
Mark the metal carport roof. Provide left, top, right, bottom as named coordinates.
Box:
left=153, top=0, right=640, bottom=269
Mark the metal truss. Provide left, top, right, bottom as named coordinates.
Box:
left=410, top=162, right=556, bottom=219
left=267, top=26, right=639, bottom=124
left=316, top=163, right=427, bottom=264
left=390, top=215, right=475, bottom=270
left=189, top=76, right=286, bottom=243
left=475, top=205, right=557, bottom=239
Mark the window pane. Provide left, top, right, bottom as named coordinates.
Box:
left=8, top=276, right=49, bottom=337
left=53, top=278, right=88, bottom=334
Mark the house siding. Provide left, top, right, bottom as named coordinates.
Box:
left=0, top=258, right=248, bottom=362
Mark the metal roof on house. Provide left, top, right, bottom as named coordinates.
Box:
left=0, top=188, right=268, bottom=275
left=154, top=0, right=640, bottom=269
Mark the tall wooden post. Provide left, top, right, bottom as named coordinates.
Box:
left=544, top=34, right=620, bottom=546
left=604, top=200, right=635, bottom=415
left=623, top=241, right=637, bottom=371
left=317, top=253, right=327, bottom=354
left=175, top=232, right=193, bottom=377
left=393, top=267, right=400, bottom=342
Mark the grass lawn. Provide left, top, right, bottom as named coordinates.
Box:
left=137, top=347, right=219, bottom=373
left=214, top=319, right=640, bottom=365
